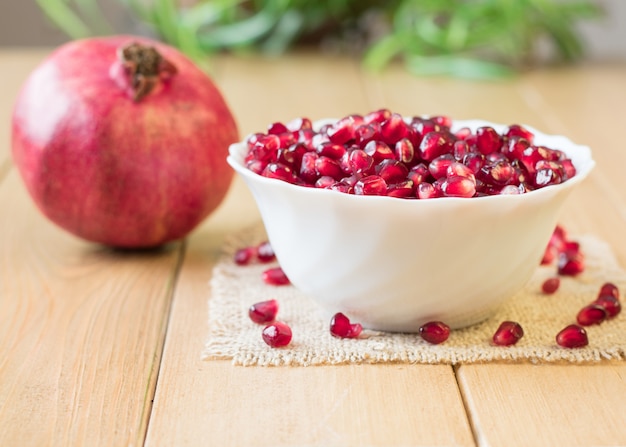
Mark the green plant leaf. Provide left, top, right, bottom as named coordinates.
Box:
left=36, top=0, right=91, bottom=39
left=406, top=55, right=514, bottom=80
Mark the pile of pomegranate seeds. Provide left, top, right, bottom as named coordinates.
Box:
left=244, top=110, right=577, bottom=198
left=492, top=321, right=524, bottom=346
left=418, top=321, right=450, bottom=344
left=330, top=312, right=363, bottom=339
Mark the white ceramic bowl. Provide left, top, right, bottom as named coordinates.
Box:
left=228, top=119, right=595, bottom=332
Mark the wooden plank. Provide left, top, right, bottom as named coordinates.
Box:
left=145, top=54, right=475, bottom=447
left=0, top=167, right=181, bottom=446
left=458, top=364, right=626, bottom=447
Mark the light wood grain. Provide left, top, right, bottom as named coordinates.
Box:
left=0, top=167, right=181, bottom=446
left=458, top=363, right=626, bottom=447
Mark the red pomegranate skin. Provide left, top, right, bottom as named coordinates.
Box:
left=11, top=35, right=238, bottom=248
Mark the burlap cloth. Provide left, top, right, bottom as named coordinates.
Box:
left=203, top=223, right=626, bottom=366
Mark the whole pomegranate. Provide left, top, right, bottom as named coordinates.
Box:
left=12, top=35, right=238, bottom=248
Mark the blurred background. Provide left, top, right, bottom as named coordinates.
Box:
left=0, top=0, right=624, bottom=79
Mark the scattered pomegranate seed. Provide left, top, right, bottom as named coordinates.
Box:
left=256, top=241, right=276, bottom=263
left=556, top=324, right=588, bottom=348
left=245, top=111, right=576, bottom=199
left=249, top=299, right=279, bottom=324
left=598, top=282, right=619, bottom=301
left=329, top=312, right=363, bottom=339
left=492, top=321, right=524, bottom=346
left=594, top=295, right=621, bottom=319
left=541, top=277, right=560, bottom=294
left=576, top=304, right=607, bottom=326
left=234, top=246, right=256, bottom=265
left=262, top=267, right=290, bottom=286
left=419, top=321, right=450, bottom=344
left=262, top=321, right=292, bottom=348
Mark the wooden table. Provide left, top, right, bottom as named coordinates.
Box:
left=1, top=48, right=625, bottom=447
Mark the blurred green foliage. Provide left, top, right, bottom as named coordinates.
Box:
left=37, top=0, right=602, bottom=79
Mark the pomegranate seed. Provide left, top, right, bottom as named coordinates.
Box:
left=267, top=122, right=289, bottom=135
left=576, top=304, right=607, bottom=326
left=431, top=115, right=452, bottom=128
left=419, top=131, right=455, bottom=162
left=419, top=321, right=450, bottom=344
left=475, top=126, right=501, bottom=155
left=346, top=149, right=375, bottom=176
left=447, top=161, right=475, bottom=180
left=262, top=321, right=292, bottom=348
left=480, top=160, right=514, bottom=185
left=442, top=175, right=476, bottom=198
left=380, top=113, right=409, bottom=145
left=492, top=321, right=524, bottom=346
left=355, top=124, right=380, bottom=147
left=277, top=143, right=307, bottom=169
left=394, top=138, right=415, bottom=164
left=234, top=246, right=256, bottom=265
left=262, top=163, right=297, bottom=184
left=506, top=124, right=534, bottom=142
left=407, top=163, right=430, bottom=184
left=462, top=152, right=484, bottom=174
left=377, top=159, right=409, bottom=184
left=354, top=175, right=388, bottom=196
left=416, top=182, right=440, bottom=199
left=364, top=108, right=391, bottom=125
left=363, top=140, right=394, bottom=162
left=387, top=181, right=415, bottom=198
left=499, top=185, right=522, bottom=195
left=249, top=299, right=279, bottom=324
left=520, top=146, right=546, bottom=177
left=299, top=152, right=320, bottom=184
left=558, top=252, right=585, bottom=276
left=315, top=175, right=336, bottom=189
left=262, top=267, right=290, bottom=285
left=329, top=312, right=363, bottom=338
left=556, top=324, right=588, bottom=348
left=327, top=114, right=362, bottom=144
left=411, top=118, right=441, bottom=137
left=256, top=241, right=275, bottom=263
left=453, top=140, right=470, bottom=160
left=594, top=295, right=621, bottom=319
left=286, top=117, right=312, bottom=131
left=428, top=154, right=456, bottom=179
left=251, top=134, right=280, bottom=162
left=315, top=156, right=343, bottom=180
left=453, top=127, right=471, bottom=141
left=598, top=282, right=619, bottom=300
left=541, top=277, right=560, bottom=294
left=316, top=142, right=346, bottom=159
